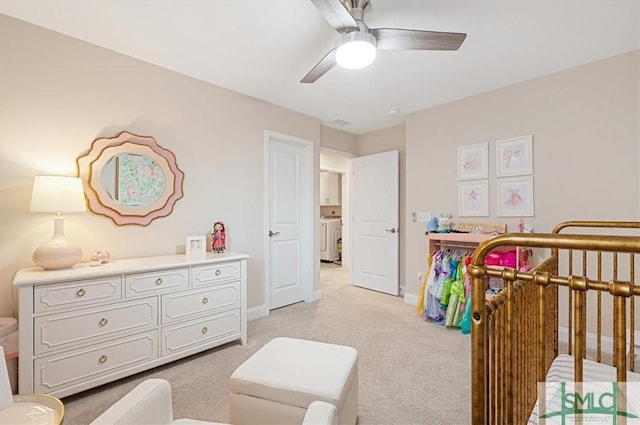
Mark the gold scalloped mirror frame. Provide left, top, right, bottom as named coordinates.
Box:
left=77, top=131, right=184, bottom=226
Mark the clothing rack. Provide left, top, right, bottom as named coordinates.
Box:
left=418, top=225, right=513, bottom=331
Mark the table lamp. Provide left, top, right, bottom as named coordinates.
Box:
left=30, top=176, right=86, bottom=270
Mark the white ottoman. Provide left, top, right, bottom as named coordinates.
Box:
left=229, top=337, right=358, bottom=425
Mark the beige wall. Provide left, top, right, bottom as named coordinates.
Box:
left=405, top=50, right=640, bottom=299
left=2, top=16, right=638, bottom=320
left=0, top=16, right=323, bottom=317
left=357, top=125, right=407, bottom=289
left=320, top=126, right=358, bottom=155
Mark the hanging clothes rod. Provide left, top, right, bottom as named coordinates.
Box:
left=432, top=241, right=479, bottom=251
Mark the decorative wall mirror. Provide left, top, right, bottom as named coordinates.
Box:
left=77, top=131, right=184, bottom=226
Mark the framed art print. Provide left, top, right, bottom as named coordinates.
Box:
left=458, top=142, right=488, bottom=180
left=496, top=135, right=533, bottom=177
left=186, top=235, right=206, bottom=255
left=497, top=176, right=534, bottom=217
left=458, top=180, right=489, bottom=217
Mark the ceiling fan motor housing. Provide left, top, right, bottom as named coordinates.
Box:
left=342, top=0, right=368, bottom=28
left=342, top=0, right=370, bottom=15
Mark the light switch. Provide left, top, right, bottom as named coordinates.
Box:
left=414, top=211, right=432, bottom=223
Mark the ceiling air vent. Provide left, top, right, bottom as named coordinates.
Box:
left=331, top=119, right=350, bottom=126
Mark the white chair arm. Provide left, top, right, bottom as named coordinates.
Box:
left=90, top=379, right=174, bottom=425
left=0, top=347, right=13, bottom=410
left=302, top=401, right=337, bottom=425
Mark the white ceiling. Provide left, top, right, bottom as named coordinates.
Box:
left=1, top=0, right=639, bottom=135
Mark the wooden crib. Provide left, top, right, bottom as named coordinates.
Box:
left=469, top=221, right=640, bottom=424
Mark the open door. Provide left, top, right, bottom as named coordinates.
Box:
left=351, top=150, right=399, bottom=295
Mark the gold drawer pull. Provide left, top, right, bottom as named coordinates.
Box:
left=215, top=269, right=221, bottom=276
left=155, top=278, right=163, bottom=286
left=98, top=318, right=108, bottom=327
left=202, top=297, right=208, bottom=304
left=98, top=355, right=108, bottom=364
left=76, top=288, right=86, bottom=297
left=201, top=326, right=208, bottom=334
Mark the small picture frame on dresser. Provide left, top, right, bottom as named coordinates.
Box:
left=186, top=235, right=206, bottom=256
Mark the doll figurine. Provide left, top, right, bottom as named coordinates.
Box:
left=211, top=221, right=226, bottom=253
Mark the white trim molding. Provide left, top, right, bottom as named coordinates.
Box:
left=313, top=290, right=322, bottom=303
left=247, top=304, right=267, bottom=321
left=404, top=292, right=419, bottom=306
left=558, top=327, right=640, bottom=356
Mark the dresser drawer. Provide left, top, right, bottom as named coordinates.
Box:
left=192, top=261, right=241, bottom=286
left=34, top=298, right=157, bottom=355
left=161, top=283, right=239, bottom=324
left=125, top=268, right=188, bottom=297
left=34, top=330, right=158, bottom=393
left=161, top=309, right=240, bottom=356
left=34, top=276, right=122, bottom=313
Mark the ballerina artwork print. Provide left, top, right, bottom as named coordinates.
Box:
left=457, top=143, right=488, bottom=180
left=498, top=176, right=534, bottom=217
left=496, top=135, right=533, bottom=177
left=505, top=187, right=524, bottom=206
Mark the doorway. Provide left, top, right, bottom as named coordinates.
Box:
left=320, top=148, right=354, bottom=269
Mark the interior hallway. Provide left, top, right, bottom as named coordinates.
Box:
left=320, top=262, right=348, bottom=289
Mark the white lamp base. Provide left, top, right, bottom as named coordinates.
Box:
left=33, top=215, right=82, bottom=270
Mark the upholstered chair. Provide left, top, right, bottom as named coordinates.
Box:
left=90, top=378, right=337, bottom=425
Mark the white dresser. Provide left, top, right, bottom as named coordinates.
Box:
left=12, top=252, right=248, bottom=398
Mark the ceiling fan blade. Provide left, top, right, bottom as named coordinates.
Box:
left=301, top=49, right=337, bottom=84
left=371, top=28, right=467, bottom=51
left=311, top=0, right=359, bottom=33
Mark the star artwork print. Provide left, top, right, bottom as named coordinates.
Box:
left=467, top=189, right=478, bottom=207
left=459, top=181, right=488, bottom=217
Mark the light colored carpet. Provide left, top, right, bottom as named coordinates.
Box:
left=61, top=264, right=471, bottom=424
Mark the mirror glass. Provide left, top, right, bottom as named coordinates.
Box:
left=77, top=131, right=184, bottom=226
left=101, top=153, right=166, bottom=206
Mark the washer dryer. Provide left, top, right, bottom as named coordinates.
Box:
left=320, top=218, right=342, bottom=262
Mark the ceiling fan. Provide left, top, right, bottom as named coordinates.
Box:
left=301, top=0, right=467, bottom=83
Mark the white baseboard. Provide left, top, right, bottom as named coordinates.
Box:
left=247, top=304, right=267, bottom=321
left=312, top=290, right=322, bottom=302
left=558, top=327, right=640, bottom=356
left=248, top=293, right=322, bottom=322
left=404, top=293, right=419, bottom=306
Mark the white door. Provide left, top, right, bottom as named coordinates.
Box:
left=265, top=131, right=313, bottom=310
left=351, top=150, right=399, bottom=295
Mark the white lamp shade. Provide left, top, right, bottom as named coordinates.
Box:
left=30, top=176, right=86, bottom=213
left=335, top=31, right=377, bottom=70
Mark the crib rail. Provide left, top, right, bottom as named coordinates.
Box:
left=552, top=221, right=640, bottom=369
left=470, top=230, right=640, bottom=425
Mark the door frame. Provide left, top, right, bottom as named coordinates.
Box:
left=263, top=130, right=314, bottom=314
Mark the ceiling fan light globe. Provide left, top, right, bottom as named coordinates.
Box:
left=335, top=32, right=377, bottom=69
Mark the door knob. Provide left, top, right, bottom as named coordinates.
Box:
left=385, top=228, right=398, bottom=233
left=269, top=230, right=280, bottom=237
